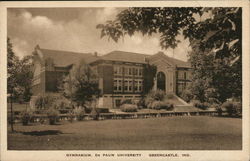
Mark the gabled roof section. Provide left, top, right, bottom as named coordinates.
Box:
left=148, top=52, right=191, bottom=68
left=34, top=45, right=100, bottom=67
left=101, top=50, right=150, bottom=64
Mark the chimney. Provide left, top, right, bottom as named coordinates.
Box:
left=94, top=52, right=98, bottom=57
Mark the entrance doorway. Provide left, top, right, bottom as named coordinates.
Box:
left=157, top=72, right=166, bottom=91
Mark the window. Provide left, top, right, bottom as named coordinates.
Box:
left=139, top=68, right=143, bottom=76
left=124, top=67, right=134, bottom=76
left=134, top=68, right=138, bottom=75
left=114, top=78, right=122, bottom=92
left=129, top=80, right=133, bottom=91
left=124, top=78, right=133, bottom=92
left=178, top=82, right=185, bottom=94
left=128, top=68, right=133, bottom=76
left=184, top=72, right=187, bottom=80
left=115, top=99, right=122, bottom=108
left=124, top=67, right=129, bottom=75
left=134, top=80, right=138, bottom=91
left=138, top=80, right=143, bottom=92
left=134, top=79, right=143, bottom=92
left=124, top=80, right=128, bottom=91
left=114, top=66, right=122, bottom=75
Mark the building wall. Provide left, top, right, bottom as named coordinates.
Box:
left=150, top=58, right=176, bottom=93
left=45, top=71, right=68, bottom=92
left=31, top=61, right=46, bottom=95
left=176, top=68, right=192, bottom=95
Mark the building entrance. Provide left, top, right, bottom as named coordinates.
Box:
left=157, top=72, right=166, bottom=91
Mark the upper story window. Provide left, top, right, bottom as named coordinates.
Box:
left=134, top=68, right=138, bottom=75
left=138, top=68, right=143, bottom=76
left=114, top=78, right=123, bottom=92
left=184, top=72, right=187, bottom=80
left=124, top=67, right=133, bottom=76
left=128, top=68, right=133, bottom=76
left=114, top=66, right=122, bottom=75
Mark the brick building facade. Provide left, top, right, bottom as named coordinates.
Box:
left=31, top=45, right=192, bottom=108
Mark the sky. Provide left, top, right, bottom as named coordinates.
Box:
left=7, top=8, right=192, bottom=61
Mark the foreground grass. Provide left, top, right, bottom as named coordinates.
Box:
left=8, top=116, right=242, bottom=150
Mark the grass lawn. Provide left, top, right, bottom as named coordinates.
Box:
left=8, top=116, right=242, bottom=150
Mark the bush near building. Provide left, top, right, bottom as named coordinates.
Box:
left=221, top=101, right=242, bottom=116
left=46, top=108, right=59, bottom=125
left=144, top=90, right=174, bottom=111
left=192, top=100, right=209, bottom=110
left=20, top=110, right=33, bottom=126
left=120, top=104, right=138, bottom=112
left=73, top=107, right=86, bottom=121
left=150, top=101, right=174, bottom=111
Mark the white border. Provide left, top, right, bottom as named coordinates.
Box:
left=0, top=1, right=249, bottom=161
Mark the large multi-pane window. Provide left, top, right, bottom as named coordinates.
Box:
left=114, top=78, right=123, bottom=92
left=134, top=79, right=143, bottom=92
left=124, top=78, right=133, bottom=92
left=113, top=65, right=144, bottom=93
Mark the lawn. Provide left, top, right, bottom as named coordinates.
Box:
left=8, top=116, right=242, bottom=150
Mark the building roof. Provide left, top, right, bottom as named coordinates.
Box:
left=101, top=50, right=150, bottom=64
left=34, top=45, right=190, bottom=68
left=150, top=52, right=191, bottom=68
left=38, top=48, right=100, bottom=67
left=102, top=50, right=190, bottom=68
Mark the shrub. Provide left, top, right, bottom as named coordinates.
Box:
left=34, top=94, right=56, bottom=110
left=73, top=107, right=85, bottom=121
left=90, top=108, right=100, bottom=120
left=222, top=101, right=242, bottom=116
left=180, top=89, right=193, bottom=103
left=137, top=98, right=146, bottom=109
left=192, top=100, right=201, bottom=107
left=121, top=99, right=132, bottom=105
left=96, top=108, right=109, bottom=113
left=161, top=101, right=174, bottom=111
left=85, top=107, right=92, bottom=114
left=20, top=110, right=33, bottom=125
left=150, top=101, right=174, bottom=111
left=46, top=108, right=59, bottom=125
left=150, top=101, right=162, bottom=110
left=145, top=90, right=166, bottom=108
left=192, top=100, right=209, bottom=110
left=52, top=97, right=71, bottom=110
left=120, top=104, right=138, bottom=112
left=207, top=97, right=220, bottom=105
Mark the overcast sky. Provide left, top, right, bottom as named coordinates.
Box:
left=7, top=8, right=192, bottom=61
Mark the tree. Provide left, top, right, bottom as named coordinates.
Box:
left=7, top=38, right=33, bottom=102
left=60, top=60, right=101, bottom=106
left=97, top=7, right=242, bottom=103
left=7, top=37, right=34, bottom=131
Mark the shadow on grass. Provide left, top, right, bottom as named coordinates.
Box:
left=21, top=130, right=63, bottom=136
left=213, top=115, right=242, bottom=119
